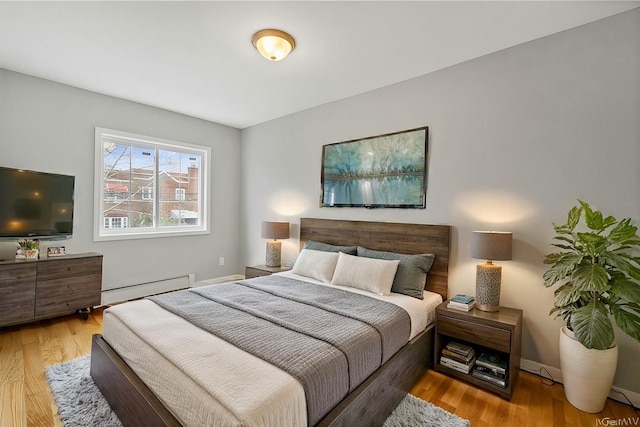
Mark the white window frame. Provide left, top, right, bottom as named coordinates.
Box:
left=94, top=127, right=211, bottom=241
left=175, top=188, right=186, bottom=201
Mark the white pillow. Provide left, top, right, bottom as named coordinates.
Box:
left=330, top=252, right=400, bottom=295
left=291, top=249, right=340, bottom=283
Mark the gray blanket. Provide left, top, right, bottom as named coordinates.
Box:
left=148, top=275, right=411, bottom=425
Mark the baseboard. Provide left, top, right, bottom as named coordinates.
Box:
left=101, top=274, right=193, bottom=305
left=520, top=358, right=640, bottom=409
left=191, top=274, right=244, bottom=287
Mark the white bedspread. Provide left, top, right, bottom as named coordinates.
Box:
left=101, top=275, right=442, bottom=427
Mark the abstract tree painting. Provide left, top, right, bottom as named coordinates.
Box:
left=321, top=127, right=428, bottom=208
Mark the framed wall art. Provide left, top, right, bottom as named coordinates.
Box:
left=320, top=126, right=428, bottom=208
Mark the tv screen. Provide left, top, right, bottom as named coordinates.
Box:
left=0, top=167, right=75, bottom=239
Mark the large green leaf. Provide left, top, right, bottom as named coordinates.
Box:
left=611, top=278, right=640, bottom=303
left=554, top=283, right=582, bottom=306
left=567, top=205, right=583, bottom=230
left=571, top=301, right=615, bottom=349
left=611, top=305, right=640, bottom=342
left=606, top=252, right=640, bottom=281
left=543, top=253, right=582, bottom=286
left=608, top=218, right=638, bottom=243
left=570, top=263, right=609, bottom=292
left=581, top=201, right=605, bottom=231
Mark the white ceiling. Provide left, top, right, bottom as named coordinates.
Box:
left=1, top=1, right=638, bottom=129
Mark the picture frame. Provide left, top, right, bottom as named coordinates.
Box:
left=321, top=127, right=428, bottom=208
left=47, top=246, right=66, bottom=257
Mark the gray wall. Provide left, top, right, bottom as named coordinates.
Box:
left=241, top=10, right=640, bottom=393
left=0, top=69, right=243, bottom=289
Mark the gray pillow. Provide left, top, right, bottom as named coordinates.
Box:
left=356, top=246, right=435, bottom=299
left=304, top=240, right=358, bottom=255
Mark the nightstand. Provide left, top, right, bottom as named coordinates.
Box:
left=244, top=264, right=290, bottom=279
left=434, top=301, right=522, bottom=400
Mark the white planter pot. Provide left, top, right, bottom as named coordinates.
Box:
left=559, top=326, right=618, bottom=413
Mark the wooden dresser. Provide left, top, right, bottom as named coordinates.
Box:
left=0, top=252, right=103, bottom=327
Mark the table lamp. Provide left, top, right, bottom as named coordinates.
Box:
left=261, top=221, right=290, bottom=267
left=470, top=231, right=512, bottom=312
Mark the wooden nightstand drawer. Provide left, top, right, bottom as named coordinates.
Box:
left=438, top=315, right=511, bottom=353
left=245, top=267, right=272, bottom=279
left=245, top=265, right=290, bottom=279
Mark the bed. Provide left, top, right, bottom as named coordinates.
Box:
left=90, top=218, right=451, bottom=426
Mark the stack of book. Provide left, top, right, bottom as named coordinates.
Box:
left=472, top=352, right=508, bottom=388
left=440, top=341, right=476, bottom=374
left=447, top=294, right=476, bottom=311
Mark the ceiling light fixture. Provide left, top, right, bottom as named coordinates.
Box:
left=252, top=29, right=296, bottom=62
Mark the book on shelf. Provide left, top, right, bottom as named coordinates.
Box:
left=471, top=365, right=508, bottom=388
left=476, top=352, right=508, bottom=374
left=447, top=300, right=476, bottom=311
left=440, top=356, right=475, bottom=374
left=445, top=341, right=475, bottom=357
left=442, top=347, right=476, bottom=363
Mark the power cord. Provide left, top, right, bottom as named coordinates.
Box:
left=535, top=367, right=639, bottom=414
left=610, top=388, right=640, bottom=415
left=538, top=367, right=556, bottom=387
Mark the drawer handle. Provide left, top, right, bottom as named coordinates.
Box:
left=67, top=267, right=73, bottom=271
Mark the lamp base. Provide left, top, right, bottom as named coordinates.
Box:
left=475, top=262, right=501, bottom=312
left=265, top=241, right=282, bottom=267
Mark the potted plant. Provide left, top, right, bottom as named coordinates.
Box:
left=543, top=200, right=640, bottom=412
left=17, top=239, right=40, bottom=260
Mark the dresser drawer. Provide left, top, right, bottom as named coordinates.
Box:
left=37, top=256, right=102, bottom=281
left=0, top=281, right=36, bottom=305
left=438, top=315, right=511, bottom=353
left=0, top=263, right=37, bottom=287
left=35, top=290, right=101, bottom=318
left=0, top=300, right=35, bottom=325
left=36, top=274, right=102, bottom=299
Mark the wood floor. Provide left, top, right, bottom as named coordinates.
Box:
left=1, top=308, right=637, bottom=427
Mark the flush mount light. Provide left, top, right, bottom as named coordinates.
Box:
left=252, top=29, right=296, bottom=62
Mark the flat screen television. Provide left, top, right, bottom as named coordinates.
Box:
left=0, top=166, right=75, bottom=239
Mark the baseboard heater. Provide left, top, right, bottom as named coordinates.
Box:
left=101, top=274, right=194, bottom=305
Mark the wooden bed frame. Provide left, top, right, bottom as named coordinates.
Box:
left=90, top=218, right=451, bottom=427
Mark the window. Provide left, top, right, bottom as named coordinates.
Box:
left=141, top=186, right=153, bottom=201
left=104, top=217, right=128, bottom=229
left=94, top=127, right=210, bottom=241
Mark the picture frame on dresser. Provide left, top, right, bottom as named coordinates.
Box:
left=47, top=246, right=66, bottom=257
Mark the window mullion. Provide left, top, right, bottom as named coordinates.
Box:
left=154, top=148, right=159, bottom=230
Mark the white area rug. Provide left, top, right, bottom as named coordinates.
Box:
left=46, top=355, right=470, bottom=427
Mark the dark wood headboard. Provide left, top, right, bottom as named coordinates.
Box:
left=299, top=218, right=451, bottom=300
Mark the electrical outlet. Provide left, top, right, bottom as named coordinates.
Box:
left=219, top=257, right=225, bottom=266
left=285, top=260, right=293, bottom=268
